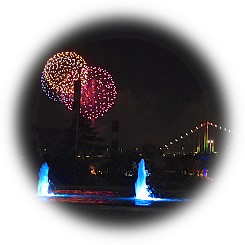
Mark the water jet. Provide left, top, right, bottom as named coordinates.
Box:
left=38, top=162, right=53, bottom=196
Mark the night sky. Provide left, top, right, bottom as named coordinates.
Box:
left=27, top=23, right=224, bottom=149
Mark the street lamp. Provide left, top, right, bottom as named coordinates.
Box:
left=207, top=139, right=214, bottom=154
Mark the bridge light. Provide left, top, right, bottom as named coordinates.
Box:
left=170, top=142, right=173, bottom=145
left=196, top=126, right=198, bottom=130
left=224, top=128, right=226, bottom=131
left=234, top=131, right=236, bottom=135
left=190, top=130, right=193, bottom=133
left=201, top=123, right=203, bottom=126
left=220, top=126, right=222, bottom=129
left=228, top=130, right=231, bottom=133
left=165, top=145, right=168, bottom=148
left=186, top=133, right=188, bottom=136
left=180, top=136, right=183, bottom=139
left=175, top=139, right=178, bottom=142
left=215, top=124, right=217, bottom=127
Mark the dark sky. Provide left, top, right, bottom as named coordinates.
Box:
left=32, top=30, right=223, bottom=149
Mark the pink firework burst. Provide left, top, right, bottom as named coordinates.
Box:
left=80, top=66, right=117, bottom=120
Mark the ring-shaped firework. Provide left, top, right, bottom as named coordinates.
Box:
left=80, top=66, right=117, bottom=120
left=42, top=52, right=88, bottom=107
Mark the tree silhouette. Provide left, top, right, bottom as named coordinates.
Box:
left=33, top=117, right=105, bottom=184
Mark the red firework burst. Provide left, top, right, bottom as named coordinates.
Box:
left=80, top=66, right=117, bottom=120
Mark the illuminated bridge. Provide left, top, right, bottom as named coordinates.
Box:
left=161, top=121, right=234, bottom=156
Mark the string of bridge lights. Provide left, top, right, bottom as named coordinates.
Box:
left=41, top=52, right=117, bottom=120
left=163, top=121, right=235, bottom=149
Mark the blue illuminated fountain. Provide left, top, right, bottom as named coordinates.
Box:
left=38, top=162, right=53, bottom=196
left=135, top=159, right=153, bottom=199
left=134, top=159, right=164, bottom=206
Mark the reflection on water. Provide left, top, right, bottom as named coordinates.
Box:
left=50, top=190, right=116, bottom=205
left=134, top=197, right=185, bottom=206
left=54, top=190, right=116, bottom=196
left=38, top=190, right=188, bottom=207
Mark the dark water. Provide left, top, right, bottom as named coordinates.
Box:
left=38, top=190, right=191, bottom=223
left=40, top=189, right=188, bottom=205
